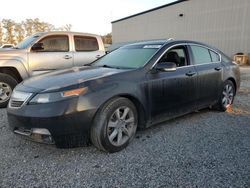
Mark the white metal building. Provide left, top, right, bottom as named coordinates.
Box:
left=111, top=0, right=250, bottom=57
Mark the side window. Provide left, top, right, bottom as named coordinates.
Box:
left=209, top=50, right=220, bottom=62
left=74, top=36, right=99, bottom=51
left=159, top=46, right=188, bottom=67
left=37, top=35, right=69, bottom=52
left=190, top=45, right=211, bottom=64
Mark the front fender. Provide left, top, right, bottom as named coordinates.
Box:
left=78, top=79, right=149, bottom=120
left=0, top=59, right=29, bottom=80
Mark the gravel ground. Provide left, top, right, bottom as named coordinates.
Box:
left=0, top=67, right=250, bottom=188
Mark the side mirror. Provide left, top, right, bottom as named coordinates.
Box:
left=155, top=62, right=177, bottom=72
left=31, top=43, right=44, bottom=51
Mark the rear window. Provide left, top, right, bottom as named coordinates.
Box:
left=74, top=36, right=99, bottom=51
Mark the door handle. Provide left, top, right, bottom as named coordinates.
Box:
left=186, top=72, right=196, bottom=77
left=64, top=55, right=72, bottom=59
left=95, top=55, right=101, bottom=59
left=214, top=67, right=222, bottom=71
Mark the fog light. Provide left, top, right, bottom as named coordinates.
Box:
left=32, top=128, right=51, bottom=135
left=14, top=128, right=54, bottom=144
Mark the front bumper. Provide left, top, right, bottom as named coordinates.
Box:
left=7, top=97, right=97, bottom=146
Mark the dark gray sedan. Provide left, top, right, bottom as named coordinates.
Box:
left=7, top=40, right=240, bottom=152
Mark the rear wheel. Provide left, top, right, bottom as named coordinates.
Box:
left=0, top=73, right=18, bottom=108
left=91, top=97, right=138, bottom=153
left=214, top=80, right=235, bottom=112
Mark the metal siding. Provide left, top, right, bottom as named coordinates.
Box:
left=112, top=0, right=250, bottom=57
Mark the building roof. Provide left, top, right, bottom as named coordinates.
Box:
left=111, top=0, right=188, bottom=24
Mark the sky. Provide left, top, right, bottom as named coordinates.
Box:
left=0, top=0, right=175, bottom=35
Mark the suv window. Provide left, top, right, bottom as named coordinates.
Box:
left=37, top=35, right=69, bottom=52
left=190, top=45, right=212, bottom=64
left=159, top=46, right=188, bottom=67
left=74, top=36, right=99, bottom=51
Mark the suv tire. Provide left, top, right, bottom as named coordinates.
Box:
left=0, top=73, right=18, bottom=108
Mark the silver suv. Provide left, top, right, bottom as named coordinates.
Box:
left=0, top=31, right=105, bottom=107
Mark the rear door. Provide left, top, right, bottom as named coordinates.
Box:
left=28, top=35, right=73, bottom=76
left=188, top=44, right=223, bottom=108
left=73, top=35, right=105, bottom=66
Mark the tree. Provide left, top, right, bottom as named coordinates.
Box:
left=102, top=33, right=112, bottom=44
left=2, top=19, right=16, bottom=44
left=33, top=18, right=43, bottom=33
left=14, top=23, right=25, bottom=43
left=23, top=19, right=33, bottom=37
left=63, top=24, right=72, bottom=31
left=42, top=22, right=55, bottom=32
left=0, top=18, right=73, bottom=44
left=0, top=23, right=3, bottom=45
left=57, top=24, right=72, bottom=31
left=32, top=18, right=54, bottom=33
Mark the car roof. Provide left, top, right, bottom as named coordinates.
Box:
left=124, top=39, right=217, bottom=50
left=32, top=31, right=101, bottom=37
left=124, top=39, right=170, bottom=46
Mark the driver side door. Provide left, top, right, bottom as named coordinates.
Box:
left=28, top=35, right=73, bottom=76
left=146, top=45, right=198, bottom=123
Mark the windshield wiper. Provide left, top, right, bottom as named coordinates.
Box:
left=84, top=63, right=92, bottom=66
left=98, top=65, right=121, bottom=69
left=83, top=64, right=120, bottom=69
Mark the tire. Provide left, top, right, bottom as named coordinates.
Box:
left=91, top=97, right=138, bottom=153
left=0, top=73, right=18, bottom=108
left=214, top=80, right=235, bottom=112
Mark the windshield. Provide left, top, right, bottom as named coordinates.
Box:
left=92, top=44, right=161, bottom=69
left=16, top=33, right=44, bottom=49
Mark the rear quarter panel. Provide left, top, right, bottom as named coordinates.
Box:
left=221, top=61, right=240, bottom=91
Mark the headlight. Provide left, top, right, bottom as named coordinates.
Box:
left=11, top=90, right=32, bottom=101
left=29, top=87, right=88, bottom=104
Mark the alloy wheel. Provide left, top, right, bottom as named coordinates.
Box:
left=222, top=83, right=234, bottom=108
left=0, top=82, right=12, bottom=103
left=107, top=106, right=136, bottom=146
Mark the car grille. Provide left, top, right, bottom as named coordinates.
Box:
left=10, top=100, right=24, bottom=108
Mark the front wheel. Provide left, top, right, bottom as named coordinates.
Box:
left=214, top=80, right=235, bottom=112
left=91, top=97, right=138, bottom=153
left=0, top=73, right=18, bottom=108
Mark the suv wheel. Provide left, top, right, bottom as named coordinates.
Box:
left=0, top=73, right=18, bottom=108
left=91, top=97, right=138, bottom=153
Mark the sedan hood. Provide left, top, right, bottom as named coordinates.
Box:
left=21, top=66, right=126, bottom=92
